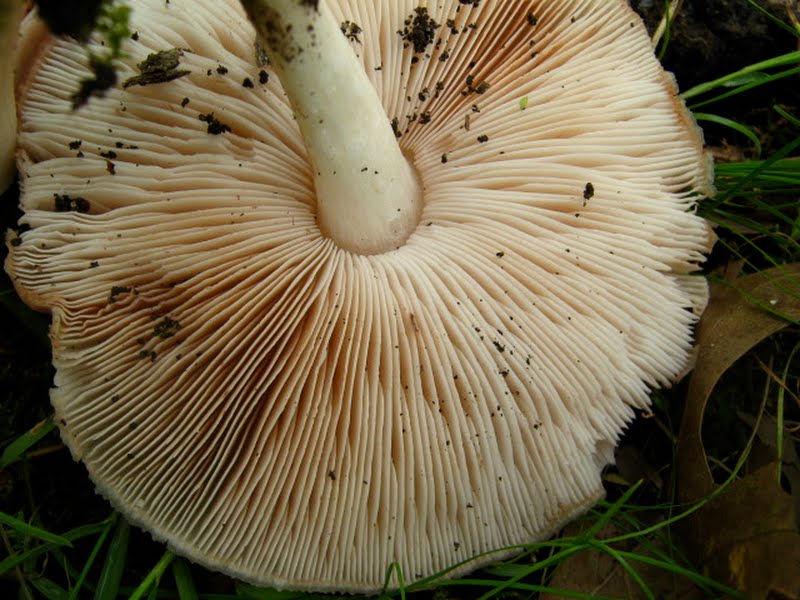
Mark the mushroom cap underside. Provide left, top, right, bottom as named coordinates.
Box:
left=7, top=0, right=713, bottom=592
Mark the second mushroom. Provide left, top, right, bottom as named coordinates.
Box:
left=7, top=0, right=714, bottom=592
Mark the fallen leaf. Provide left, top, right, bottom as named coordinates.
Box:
left=678, top=263, right=800, bottom=498
left=693, top=463, right=800, bottom=599
left=737, top=410, right=800, bottom=523
left=676, top=263, right=800, bottom=599
left=541, top=522, right=705, bottom=600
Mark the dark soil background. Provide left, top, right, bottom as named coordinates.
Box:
left=638, top=0, right=792, bottom=87
left=635, top=0, right=800, bottom=154
left=1, top=0, right=798, bottom=597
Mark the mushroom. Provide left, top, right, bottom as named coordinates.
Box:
left=0, top=0, right=25, bottom=191
left=6, top=0, right=714, bottom=592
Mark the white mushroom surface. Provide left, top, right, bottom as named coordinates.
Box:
left=0, top=0, right=25, bottom=191
left=7, top=0, right=714, bottom=592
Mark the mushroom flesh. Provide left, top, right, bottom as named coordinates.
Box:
left=6, top=0, right=714, bottom=592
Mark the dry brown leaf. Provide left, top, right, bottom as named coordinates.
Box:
left=676, top=263, right=800, bottom=599
left=690, top=463, right=800, bottom=599
left=678, top=263, right=800, bottom=498
left=737, top=410, right=800, bottom=523
left=541, top=523, right=705, bottom=600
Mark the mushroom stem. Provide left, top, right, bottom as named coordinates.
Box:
left=241, top=0, right=422, bottom=255
left=0, top=0, right=23, bottom=192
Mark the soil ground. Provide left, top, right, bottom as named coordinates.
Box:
left=634, top=0, right=800, bottom=154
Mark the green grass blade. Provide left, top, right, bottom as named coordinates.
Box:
left=66, top=514, right=116, bottom=600
left=234, top=585, right=327, bottom=600
left=94, top=515, right=129, bottom=600
left=693, top=113, right=762, bottom=155
left=430, top=577, right=621, bottom=599
left=382, top=561, right=405, bottom=599
left=1, top=417, right=56, bottom=468
left=708, top=271, right=800, bottom=324
left=776, top=342, right=800, bottom=480
left=0, top=519, right=109, bottom=575
left=688, top=66, right=800, bottom=110
left=713, top=158, right=800, bottom=200
left=681, top=51, right=800, bottom=100
left=712, top=134, right=800, bottom=204
left=655, top=0, right=675, bottom=61
left=29, top=576, right=70, bottom=600
left=0, top=511, right=71, bottom=547
left=129, top=550, right=174, bottom=600
left=471, top=545, right=587, bottom=600
left=480, top=541, right=585, bottom=580
left=774, top=105, right=800, bottom=128
left=746, top=0, right=800, bottom=37
left=172, top=557, right=199, bottom=600
left=582, top=480, right=642, bottom=540
left=613, top=549, right=748, bottom=598
left=597, top=543, right=655, bottom=600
